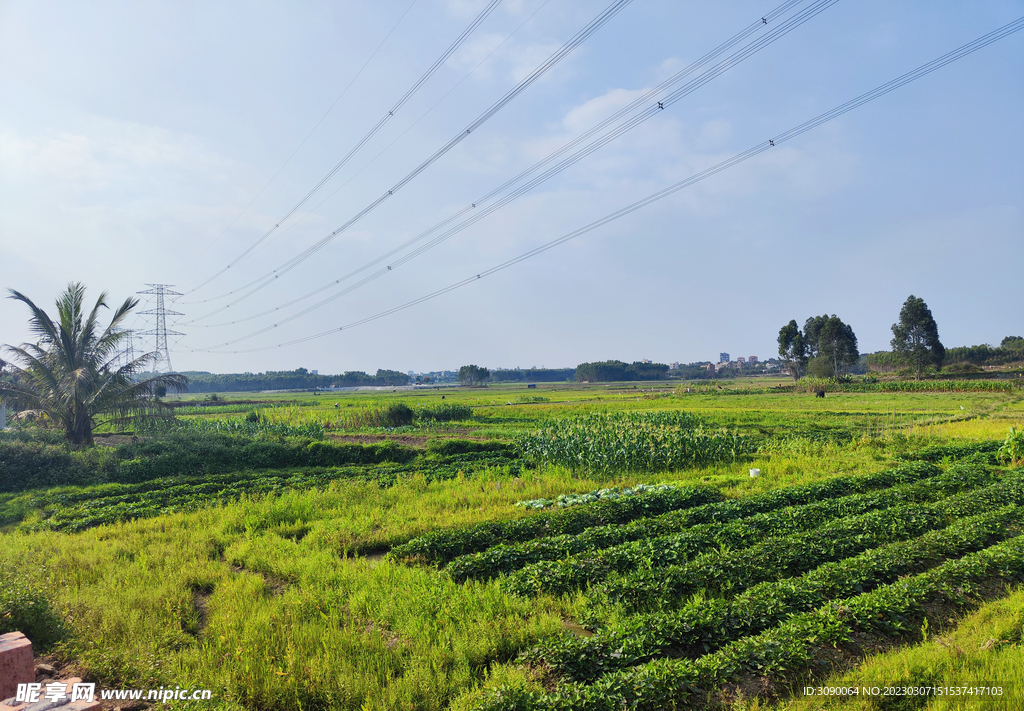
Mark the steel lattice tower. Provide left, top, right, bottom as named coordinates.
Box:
left=138, top=284, right=183, bottom=372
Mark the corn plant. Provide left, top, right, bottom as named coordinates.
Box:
left=516, top=411, right=750, bottom=474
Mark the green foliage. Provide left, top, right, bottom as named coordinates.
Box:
left=458, top=365, right=491, bottom=386
left=998, top=426, right=1024, bottom=466
left=894, top=439, right=1001, bottom=463
left=380, top=403, right=414, bottom=427
left=0, top=432, right=417, bottom=492
left=0, top=574, right=66, bottom=651
left=943, top=336, right=1024, bottom=367
left=516, top=411, right=749, bottom=475
left=526, top=505, right=1019, bottom=682
left=596, top=474, right=1024, bottom=613
left=426, top=439, right=512, bottom=457
left=573, top=361, right=670, bottom=382
left=804, top=314, right=859, bottom=378
left=472, top=537, right=1024, bottom=710
left=497, top=464, right=964, bottom=595
left=178, top=367, right=411, bottom=393
left=514, top=484, right=677, bottom=511
left=891, top=294, right=945, bottom=380
left=417, top=403, right=473, bottom=422
left=778, top=320, right=808, bottom=383
left=137, top=414, right=326, bottom=439
left=0, top=282, right=187, bottom=444
left=792, top=377, right=1019, bottom=393
left=388, top=486, right=720, bottom=565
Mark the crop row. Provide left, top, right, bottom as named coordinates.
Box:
left=6, top=452, right=519, bottom=532
left=525, top=505, right=1020, bottom=682
left=494, top=464, right=994, bottom=593
left=16, top=467, right=395, bottom=532
left=515, top=411, right=751, bottom=474
left=452, top=465, right=937, bottom=586
left=594, top=473, right=1024, bottom=613
left=515, top=484, right=677, bottom=511
left=387, top=486, right=721, bottom=564
left=137, top=416, right=327, bottom=439
left=895, top=439, right=1000, bottom=463
left=394, top=461, right=939, bottom=567
left=473, top=534, right=1024, bottom=710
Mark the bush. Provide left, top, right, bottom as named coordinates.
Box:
left=998, top=427, right=1024, bottom=466
left=380, top=403, right=414, bottom=428
left=0, top=575, right=66, bottom=651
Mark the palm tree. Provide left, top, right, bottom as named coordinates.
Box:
left=0, top=283, right=187, bottom=444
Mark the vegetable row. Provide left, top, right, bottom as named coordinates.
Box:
left=525, top=505, right=1020, bottom=682
left=471, top=534, right=1024, bottom=710
left=595, top=473, right=1024, bottom=612
left=394, top=461, right=940, bottom=566
left=458, top=463, right=985, bottom=587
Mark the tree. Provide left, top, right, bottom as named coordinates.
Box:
left=804, top=314, right=859, bottom=378
left=0, top=283, right=187, bottom=444
left=778, top=320, right=808, bottom=384
left=457, top=364, right=489, bottom=386
left=890, top=295, right=944, bottom=380
left=803, top=315, right=828, bottom=359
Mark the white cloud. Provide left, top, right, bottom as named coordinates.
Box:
left=561, top=87, right=651, bottom=133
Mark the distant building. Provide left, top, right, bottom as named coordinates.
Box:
left=640, top=359, right=652, bottom=364
left=670, top=362, right=680, bottom=370
left=311, top=370, right=318, bottom=375
left=719, top=353, right=730, bottom=364
left=737, top=357, right=746, bottom=364
left=408, top=370, right=414, bottom=377
left=707, top=363, right=716, bottom=374
left=748, top=356, right=758, bottom=364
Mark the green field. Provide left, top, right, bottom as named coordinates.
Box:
left=1, top=381, right=1022, bottom=710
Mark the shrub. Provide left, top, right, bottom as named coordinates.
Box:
left=0, top=574, right=66, bottom=651
left=380, top=403, right=414, bottom=428
left=998, top=427, right=1024, bottom=466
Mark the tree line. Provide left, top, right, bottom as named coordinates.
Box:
left=179, top=367, right=411, bottom=393
left=574, top=360, right=670, bottom=382
left=779, top=295, right=953, bottom=382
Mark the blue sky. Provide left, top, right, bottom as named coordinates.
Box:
left=1, top=0, right=1021, bottom=374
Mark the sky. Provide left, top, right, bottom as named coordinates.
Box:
left=1, top=0, right=1022, bottom=375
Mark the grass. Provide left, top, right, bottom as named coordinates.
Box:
left=768, top=584, right=1024, bottom=710
left=0, top=382, right=1022, bottom=709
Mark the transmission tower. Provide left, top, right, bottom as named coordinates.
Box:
left=137, top=284, right=183, bottom=372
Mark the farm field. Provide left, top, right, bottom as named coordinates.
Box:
left=1, top=381, right=1022, bottom=710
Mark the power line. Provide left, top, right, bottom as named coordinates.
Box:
left=185, top=0, right=830, bottom=329
left=187, top=15, right=1024, bottom=353
left=182, top=0, right=635, bottom=306
left=182, top=0, right=500, bottom=295
left=209, top=0, right=556, bottom=268
left=174, top=0, right=420, bottom=278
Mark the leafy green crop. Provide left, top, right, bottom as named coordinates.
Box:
left=525, top=505, right=1019, bottom=682
left=471, top=536, right=1024, bottom=710
left=388, top=486, right=721, bottom=565
left=487, top=462, right=942, bottom=592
